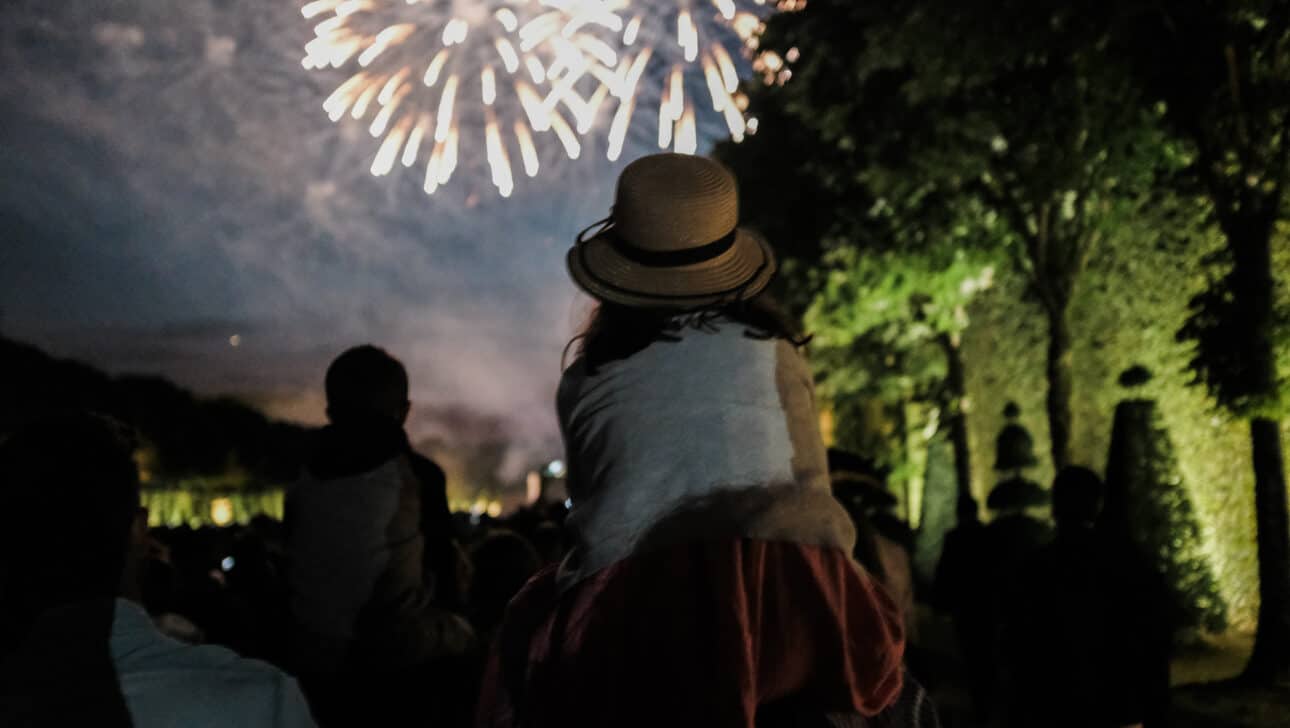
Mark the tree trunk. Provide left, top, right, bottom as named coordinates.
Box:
left=1245, top=417, right=1290, bottom=681
left=1230, top=218, right=1290, bottom=681
left=938, top=334, right=974, bottom=518
left=1043, top=302, right=1074, bottom=470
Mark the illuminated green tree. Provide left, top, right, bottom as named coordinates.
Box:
left=717, top=4, right=998, bottom=504
left=1110, top=0, right=1290, bottom=680
left=726, top=0, right=1180, bottom=476
left=804, top=245, right=994, bottom=505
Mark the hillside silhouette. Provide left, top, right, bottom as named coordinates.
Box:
left=0, top=336, right=309, bottom=486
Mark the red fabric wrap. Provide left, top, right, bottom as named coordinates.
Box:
left=477, top=539, right=906, bottom=728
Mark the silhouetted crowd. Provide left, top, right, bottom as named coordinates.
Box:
left=0, top=156, right=1171, bottom=728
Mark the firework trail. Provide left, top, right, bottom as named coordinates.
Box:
left=300, top=0, right=621, bottom=198
left=569, top=0, right=802, bottom=162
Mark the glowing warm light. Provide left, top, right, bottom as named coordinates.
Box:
left=485, top=115, right=515, bottom=197
left=350, top=81, right=380, bottom=119
left=435, top=74, right=458, bottom=142
left=439, top=127, right=460, bottom=183
left=524, top=56, right=547, bottom=84
left=675, top=104, right=697, bottom=154
left=623, top=15, right=642, bottom=45
left=667, top=64, right=684, bottom=122
left=370, top=117, right=411, bottom=175
left=369, top=83, right=410, bottom=137
left=302, top=0, right=342, bottom=20
left=657, top=101, right=672, bottom=149
left=210, top=498, right=235, bottom=527
left=495, top=38, right=521, bottom=73
left=481, top=65, right=497, bottom=105
left=377, top=68, right=410, bottom=104
left=401, top=117, right=427, bottom=166
left=549, top=110, right=581, bottom=159
left=677, top=11, right=698, bottom=62
left=514, top=120, right=540, bottom=176
left=306, top=0, right=796, bottom=191
left=487, top=501, right=503, bottom=518
left=703, top=55, right=727, bottom=111
left=526, top=471, right=542, bottom=504
left=495, top=8, right=519, bottom=32
left=423, top=50, right=448, bottom=86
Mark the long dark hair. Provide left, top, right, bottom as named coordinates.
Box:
left=565, top=291, right=809, bottom=372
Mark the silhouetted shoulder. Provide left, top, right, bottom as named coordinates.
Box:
left=407, top=450, right=446, bottom=489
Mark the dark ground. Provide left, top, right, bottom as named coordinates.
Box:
left=918, top=612, right=1290, bottom=727
left=1170, top=633, right=1290, bottom=727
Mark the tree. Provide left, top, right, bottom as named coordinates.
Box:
left=717, top=12, right=998, bottom=506
left=805, top=245, right=995, bottom=506
left=836, top=0, right=1176, bottom=469
left=724, top=0, right=1177, bottom=486
left=1113, top=0, right=1290, bottom=680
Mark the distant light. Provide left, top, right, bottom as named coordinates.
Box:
left=487, top=501, right=503, bottom=518
left=546, top=459, right=567, bottom=478
left=564, top=498, right=572, bottom=510
left=220, top=556, right=236, bottom=572
left=229, top=334, right=242, bottom=348
left=526, top=471, right=542, bottom=505
left=210, top=497, right=234, bottom=526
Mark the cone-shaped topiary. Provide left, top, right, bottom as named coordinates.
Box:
left=1104, top=366, right=1227, bottom=637
left=995, top=402, right=1039, bottom=472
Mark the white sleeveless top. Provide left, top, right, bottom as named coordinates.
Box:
left=556, top=321, right=855, bottom=586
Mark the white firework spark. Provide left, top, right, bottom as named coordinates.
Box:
left=300, top=0, right=620, bottom=198
left=569, top=0, right=801, bottom=161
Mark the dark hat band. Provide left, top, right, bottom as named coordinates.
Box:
left=576, top=216, right=739, bottom=268
left=609, top=228, right=738, bottom=268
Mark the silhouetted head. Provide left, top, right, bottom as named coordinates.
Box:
left=469, top=529, right=541, bottom=635
left=956, top=495, right=981, bottom=525
left=0, top=413, right=147, bottom=620
left=325, top=345, right=411, bottom=425
left=1052, top=465, right=1104, bottom=528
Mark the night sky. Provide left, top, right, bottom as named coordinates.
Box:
left=0, top=0, right=724, bottom=470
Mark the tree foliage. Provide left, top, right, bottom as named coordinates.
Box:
left=1114, top=1, right=1290, bottom=417
left=726, top=0, right=1185, bottom=469
left=806, top=245, right=993, bottom=404
left=718, top=1, right=1002, bottom=480
left=1106, top=0, right=1290, bottom=680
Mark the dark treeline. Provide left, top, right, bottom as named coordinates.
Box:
left=0, top=337, right=309, bottom=484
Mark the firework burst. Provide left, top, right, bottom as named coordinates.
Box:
left=301, top=0, right=620, bottom=197
left=571, top=0, right=802, bottom=161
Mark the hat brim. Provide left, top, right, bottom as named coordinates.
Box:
left=566, top=227, right=777, bottom=309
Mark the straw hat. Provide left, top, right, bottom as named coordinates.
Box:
left=567, top=153, right=777, bottom=308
